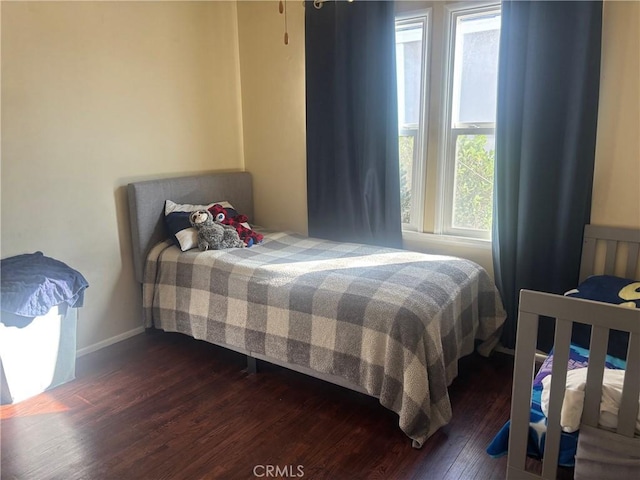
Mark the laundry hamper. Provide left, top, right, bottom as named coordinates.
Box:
left=1, top=252, right=88, bottom=404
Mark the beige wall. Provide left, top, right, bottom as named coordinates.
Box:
left=1, top=1, right=244, bottom=351
left=592, top=0, right=640, bottom=228
left=237, top=0, right=307, bottom=234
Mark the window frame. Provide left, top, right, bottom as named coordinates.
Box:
left=395, top=1, right=501, bottom=242
left=395, top=8, right=432, bottom=233
left=438, top=2, right=501, bottom=240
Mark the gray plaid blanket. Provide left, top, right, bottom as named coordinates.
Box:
left=143, top=232, right=505, bottom=447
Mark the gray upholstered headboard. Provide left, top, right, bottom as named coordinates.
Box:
left=127, top=171, right=253, bottom=283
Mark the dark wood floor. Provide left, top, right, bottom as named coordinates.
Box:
left=1, top=331, right=515, bottom=480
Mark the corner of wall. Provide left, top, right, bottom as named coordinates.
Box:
left=230, top=0, right=246, bottom=172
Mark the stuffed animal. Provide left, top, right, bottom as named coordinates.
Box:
left=208, top=204, right=264, bottom=247
left=189, top=210, right=244, bottom=251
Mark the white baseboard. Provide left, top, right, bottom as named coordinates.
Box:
left=76, top=326, right=145, bottom=358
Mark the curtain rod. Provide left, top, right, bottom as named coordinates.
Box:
left=312, top=0, right=355, bottom=8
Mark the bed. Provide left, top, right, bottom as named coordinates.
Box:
left=127, top=171, right=506, bottom=448
left=502, top=225, right=640, bottom=479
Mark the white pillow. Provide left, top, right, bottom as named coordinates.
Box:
left=541, top=367, right=640, bottom=434
left=164, top=200, right=234, bottom=251
left=164, top=200, right=233, bottom=215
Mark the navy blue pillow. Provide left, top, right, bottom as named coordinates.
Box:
left=566, top=275, right=640, bottom=308
left=566, top=275, right=640, bottom=360
left=164, top=211, right=193, bottom=250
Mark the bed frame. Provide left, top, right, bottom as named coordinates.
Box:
left=507, top=225, right=640, bottom=479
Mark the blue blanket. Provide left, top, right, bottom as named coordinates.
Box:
left=1, top=252, right=89, bottom=317
left=486, top=344, right=626, bottom=467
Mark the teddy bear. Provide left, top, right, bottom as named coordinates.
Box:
left=208, top=204, right=264, bottom=247
left=189, top=210, right=245, bottom=251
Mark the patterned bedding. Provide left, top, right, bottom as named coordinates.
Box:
left=143, top=231, right=506, bottom=447
left=486, top=344, right=626, bottom=466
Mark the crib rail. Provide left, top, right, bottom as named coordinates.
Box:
left=507, top=290, right=640, bottom=480
left=580, top=225, right=640, bottom=282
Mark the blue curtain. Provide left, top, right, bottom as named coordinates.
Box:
left=305, top=0, right=402, bottom=248
left=493, top=0, right=603, bottom=350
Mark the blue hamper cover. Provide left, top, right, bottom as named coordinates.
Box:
left=1, top=252, right=88, bottom=404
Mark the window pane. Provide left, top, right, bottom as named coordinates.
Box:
left=452, top=13, right=501, bottom=125
left=396, top=23, right=424, bottom=126
left=399, top=133, right=415, bottom=224
left=396, top=17, right=427, bottom=229
left=452, top=134, right=494, bottom=230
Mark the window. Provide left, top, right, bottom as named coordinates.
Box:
left=396, top=13, right=429, bottom=231
left=396, top=2, right=501, bottom=240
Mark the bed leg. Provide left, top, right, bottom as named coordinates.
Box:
left=247, top=356, right=258, bottom=374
